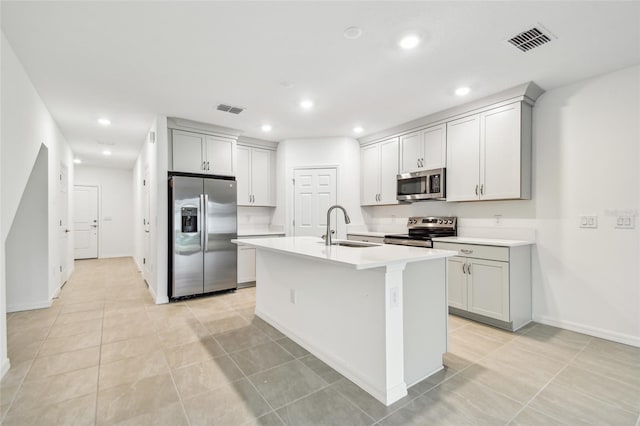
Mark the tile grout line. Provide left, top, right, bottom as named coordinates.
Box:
left=502, top=335, right=594, bottom=425
left=93, top=298, right=106, bottom=426
left=0, top=299, right=65, bottom=424
left=147, top=302, right=193, bottom=426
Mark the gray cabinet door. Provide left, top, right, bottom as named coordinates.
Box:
left=203, top=178, right=237, bottom=293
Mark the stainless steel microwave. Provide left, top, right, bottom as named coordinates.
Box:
left=397, top=168, right=446, bottom=201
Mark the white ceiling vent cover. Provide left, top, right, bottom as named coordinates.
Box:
left=507, top=26, right=554, bottom=52
left=216, top=104, right=245, bottom=114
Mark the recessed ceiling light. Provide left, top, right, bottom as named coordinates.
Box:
left=97, top=118, right=111, bottom=126
left=279, top=81, right=294, bottom=89
left=344, top=26, right=363, bottom=40
left=73, top=158, right=82, bottom=164
left=261, top=124, right=272, bottom=132
left=455, top=86, right=471, bottom=96
left=398, top=34, right=421, bottom=50
left=102, top=150, right=112, bottom=156
left=300, top=99, right=314, bottom=110
left=353, top=126, right=363, bottom=134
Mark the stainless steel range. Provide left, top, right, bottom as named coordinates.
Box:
left=384, top=216, right=457, bottom=248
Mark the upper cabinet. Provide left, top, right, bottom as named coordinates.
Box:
left=446, top=102, right=531, bottom=201
left=237, top=145, right=276, bottom=206
left=361, top=137, right=399, bottom=206
left=399, top=124, right=446, bottom=173
left=171, top=129, right=236, bottom=176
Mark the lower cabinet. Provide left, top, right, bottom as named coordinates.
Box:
left=434, top=241, right=531, bottom=331
left=237, top=234, right=285, bottom=286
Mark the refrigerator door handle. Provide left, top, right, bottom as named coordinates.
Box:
left=203, top=193, right=209, bottom=251
left=199, top=194, right=206, bottom=250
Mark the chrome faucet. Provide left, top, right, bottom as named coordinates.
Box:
left=325, top=205, right=351, bottom=246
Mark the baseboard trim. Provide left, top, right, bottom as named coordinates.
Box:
left=145, top=281, right=168, bottom=305
left=0, top=358, right=10, bottom=380
left=7, top=299, right=52, bottom=313
left=256, top=309, right=407, bottom=405
left=533, top=314, right=640, bottom=348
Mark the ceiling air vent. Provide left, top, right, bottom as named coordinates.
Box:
left=507, top=26, right=553, bottom=52
left=216, top=104, right=245, bottom=114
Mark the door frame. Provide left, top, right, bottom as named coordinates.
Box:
left=58, top=163, right=70, bottom=287
left=289, top=165, right=340, bottom=237
left=73, top=184, right=100, bottom=259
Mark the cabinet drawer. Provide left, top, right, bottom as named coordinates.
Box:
left=434, top=242, right=508, bottom=262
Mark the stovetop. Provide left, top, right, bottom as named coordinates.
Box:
left=383, top=217, right=457, bottom=247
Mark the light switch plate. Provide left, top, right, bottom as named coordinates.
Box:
left=580, top=216, right=598, bottom=228
left=615, top=216, right=635, bottom=229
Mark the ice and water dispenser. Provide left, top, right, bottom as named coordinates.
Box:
left=181, top=207, right=198, bottom=233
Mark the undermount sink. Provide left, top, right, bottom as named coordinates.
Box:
left=318, top=240, right=380, bottom=248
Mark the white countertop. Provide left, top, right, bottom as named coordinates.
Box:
left=432, top=236, right=534, bottom=247
left=237, top=230, right=286, bottom=237
left=346, top=231, right=388, bottom=238
left=231, top=236, right=456, bottom=270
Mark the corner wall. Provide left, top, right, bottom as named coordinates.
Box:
left=1, top=32, right=74, bottom=376
left=362, top=65, right=640, bottom=346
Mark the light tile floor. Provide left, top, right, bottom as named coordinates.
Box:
left=1, top=257, right=639, bottom=425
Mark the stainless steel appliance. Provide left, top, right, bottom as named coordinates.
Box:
left=169, top=174, right=237, bottom=299
left=396, top=168, right=446, bottom=201
left=384, top=216, right=457, bottom=248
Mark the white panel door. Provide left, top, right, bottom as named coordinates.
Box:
left=447, top=257, right=468, bottom=310
left=446, top=115, right=481, bottom=201
left=236, top=146, right=251, bottom=205
left=205, top=135, right=235, bottom=176
left=379, top=137, right=399, bottom=204
left=481, top=103, right=521, bottom=200
left=467, top=258, right=510, bottom=321
left=294, top=168, right=337, bottom=237
left=74, top=185, right=98, bottom=259
left=143, top=167, right=151, bottom=281
left=251, top=148, right=271, bottom=206
left=400, top=131, right=423, bottom=173
left=360, top=144, right=379, bottom=206
left=422, top=124, right=446, bottom=170
left=58, top=164, right=70, bottom=285
left=172, top=130, right=205, bottom=173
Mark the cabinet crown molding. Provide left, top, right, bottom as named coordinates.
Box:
left=358, top=81, right=544, bottom=146
left=167, top=117, right=241, bottom=139
left=237, top=136, right=278, bottom=150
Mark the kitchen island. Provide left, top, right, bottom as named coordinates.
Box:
left=231, top=236, right=456, bottom=405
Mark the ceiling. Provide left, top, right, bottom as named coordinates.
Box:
left=2, top=1, right=639, bottom=169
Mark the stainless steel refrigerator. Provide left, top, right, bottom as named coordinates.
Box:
left=169, top=174, right=237, bottom=299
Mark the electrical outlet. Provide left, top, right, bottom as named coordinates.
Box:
left=579, top=216, right=598, bottom=229
left=289, top=289, right=296, bottom=304
left=615, top=215, right=635, bottom=229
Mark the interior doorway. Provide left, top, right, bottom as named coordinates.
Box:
left=74, top=185, right=99, bottom=259
left=292, top=167, right=338, bottom=238
left=142, top=166, right=151, bottom=282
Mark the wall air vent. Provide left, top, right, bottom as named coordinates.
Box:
left=216, top=104, right=245, bottom=114
left=507, top=26, right=554, bottom=52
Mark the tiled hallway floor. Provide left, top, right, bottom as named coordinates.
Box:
left=1, top=257, right=639, bottom=425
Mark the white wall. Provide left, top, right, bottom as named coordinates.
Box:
left=0, top=32, right=74, bottom=376
left=272, top=137, right=366, bottom=238
left=362, top=65, right=640, bottom=346
left=75, top=166, right=134, bottom=258
left=132, top=117, right=169, bottom=304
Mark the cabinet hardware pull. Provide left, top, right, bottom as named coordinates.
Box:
left=202, top=161, right=206, bottom=170
left=480, top=184, right=484, bottom=195
left=467, top=264, right=471, bottom=275
left=417, top=158, right=420, bottom=167
left=207, top=161, right=211, bottom=170
left=460, top=249, right=473, bottom=254
left=475, top=185, right=479, bottom=196
left=462, top=263, right=466, bottom=274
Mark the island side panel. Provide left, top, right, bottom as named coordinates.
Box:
left=403, top=258, right=447, bottom=387
left=254, top=249, right=404, bottom=405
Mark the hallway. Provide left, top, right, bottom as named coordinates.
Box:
left=1, top=258, right=638, bottom=425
